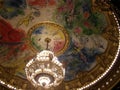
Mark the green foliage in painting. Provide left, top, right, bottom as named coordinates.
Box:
left=56, top=0, right=107, bottom=35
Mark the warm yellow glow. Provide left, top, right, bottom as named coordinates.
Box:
left=25, top=50, right=65, bottom=88
left=38, top=76, right=51, bottom=87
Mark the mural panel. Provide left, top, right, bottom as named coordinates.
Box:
left=54, top=0, right=108, bottom=81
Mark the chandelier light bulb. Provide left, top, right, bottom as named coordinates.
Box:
left=38, top=76, right=51, bottom=87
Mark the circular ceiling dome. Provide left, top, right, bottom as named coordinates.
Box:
left=0, top=0, right=120, bottom=90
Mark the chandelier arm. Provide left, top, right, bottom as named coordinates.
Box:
left=45, top=38, right=51, bottom=50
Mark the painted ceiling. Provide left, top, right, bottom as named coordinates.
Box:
left=0, top=0, right=119, bottom=90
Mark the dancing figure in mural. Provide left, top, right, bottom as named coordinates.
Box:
left=0, top=18, right=26, bottom=60
left=59, top=34, right=108, bottom=81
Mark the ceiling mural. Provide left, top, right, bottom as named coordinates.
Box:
left=28, top=22, right=69, bottom=55
left=0, top=0, right=119, bottom=90
left=0, top=0, right=26, bottom=19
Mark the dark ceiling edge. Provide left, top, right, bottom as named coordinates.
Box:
left=0, top=84, right=12, bottom=90
left=86, top=51, right=120, bottom=90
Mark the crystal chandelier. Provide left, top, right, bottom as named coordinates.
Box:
left=25, top=38, right=65, bottom=88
